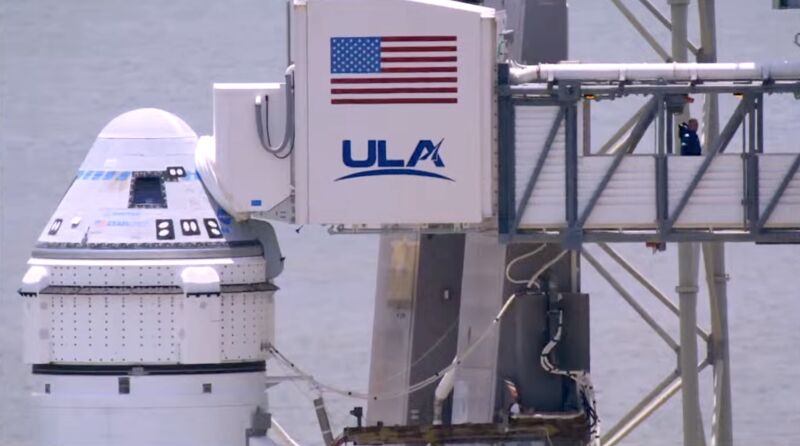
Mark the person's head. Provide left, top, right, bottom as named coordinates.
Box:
left=687, top=118, right=699, bottom=131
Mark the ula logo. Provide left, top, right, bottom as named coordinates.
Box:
left=336, top=139, right=453, bottom=181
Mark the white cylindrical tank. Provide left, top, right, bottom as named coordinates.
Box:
left=19, top=109, right=283, bottom=446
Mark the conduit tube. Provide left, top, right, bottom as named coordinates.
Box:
left=509, top=61, right=800, bottom=84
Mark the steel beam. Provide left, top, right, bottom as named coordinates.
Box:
left=670, top=3, right=707, bottom=445
left=611, top=0, right=672, bottom=61
left=602, top=360, right=709, bottom=446
left=702, top=242, right=733, bottom=446
left=636, top=0, right=700, bottom=55
left=596, top=243, right=710, bottom=341
left=498, top=65, right=516, bottom=236
left=601, top=369, right=680, bottom=446
left=565, top=104, right=579, bottom=229
left=664, top=96, right=754, bottom=233
left=677, top=242, right=707, bottom=446
left=582, top=251, right=679, bottom=351
left=598, top=101, right=651, bottom=155
left=695, top=3, right=733, bottom=442
left=513, top=108, right=566, bottom=232
left=576, top=99, right=657, bottom=229
left=755, top=154, right=800, bottom=231
left=509, top=228, right=800, bottom=244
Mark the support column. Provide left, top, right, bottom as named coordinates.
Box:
left=677, top=242, right=706, bottom=446
left=366, top=234, right=465, bottom=427
left=670, top=1, right=707, bottom=445
left=702, top=243, right=733, bottom=446
left=697, top=1, right=733, bottom=444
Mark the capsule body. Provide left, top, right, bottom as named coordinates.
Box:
left=20, top=109, right=281, bottom=446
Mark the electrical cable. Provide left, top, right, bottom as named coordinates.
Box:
left=269, top=418, right=302, bottom=446
left=371, top=318, right=458, bottom=389
left=505, top=243, right=548, bottom=285
left=268, top=291, right=517, bottom=401
left=268, top=249, right=567, bottom=403
left=256, top=65, right=295, bottom=159
left=539, top=292, right=601, bottom=446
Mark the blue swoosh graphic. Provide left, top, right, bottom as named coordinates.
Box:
left=335, top=169, right=454, bottom=182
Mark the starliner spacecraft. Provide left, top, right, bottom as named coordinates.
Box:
left=19, top=108, right=284, bottom=446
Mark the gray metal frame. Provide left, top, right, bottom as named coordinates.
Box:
left=498, top=81, right=800, bottom=245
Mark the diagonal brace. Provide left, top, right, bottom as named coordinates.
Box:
left=513, top=108, right=566, bottom=231
left=597, top=243, right=710, bottom=342
left=601, top=359, right=709, bottom=446
left=576, top=99, right=658, bottom=228
left=663, top=96, right=755, bottom=233
left=636, top=0, right=700, bottom=55
left=611, top=0, right=672, bottom=62
left=583, top=250, right=679, bottom=351
left=755, top=153, right=800, bottom=231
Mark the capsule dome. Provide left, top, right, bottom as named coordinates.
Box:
left=97, top=108, right=197, bottom=139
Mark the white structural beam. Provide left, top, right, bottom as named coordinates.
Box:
left=696, top=1, right=733, bottom=444
left=670, top=2, right=707, bottom=445
left=677, top=242, right=707, bottom=446
left=583, top=251, right=679, bottom=351
left=703, top=243, right=733, bottom=446
left=610, top=0, right=672, bottom=61
left=508, top=61, right=800, bottom=84
left=596, top=243, right=710, bottom=341
left=602, top=360, right=710, bottom=446
left=636, top=0, right=700, bottom=55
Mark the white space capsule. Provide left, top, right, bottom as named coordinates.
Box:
left=19, top=109, right=283, bottom=446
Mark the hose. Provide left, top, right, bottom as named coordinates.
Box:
left=256, top=65, right=295, bottom=159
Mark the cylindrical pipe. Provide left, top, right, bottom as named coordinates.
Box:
left=703, top=242, right=734, bottom=446
left=508, top=61, right=800, bottom=84
left=671, top=1, right=707, bottom=444
left=432, top=357, right=458, bottom=425
left=677, top=243, right=707, bottom=446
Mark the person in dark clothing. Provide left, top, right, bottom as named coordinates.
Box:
left=679, top=118, right=702, bottom=156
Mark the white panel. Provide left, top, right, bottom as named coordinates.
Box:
left=514, top=106, right=566, bottom=227
left=180, top=295, right=222, bottom=364
left=580, top=156, right=656, bottom=228
left=212, top=83, right=292, bottom=217
left=43, top=257, right=266, bottom=288
left=669, top=155, right=744, bottom=228
left=48, top=294, right=179, bottom=363
left=23, top=297, right=51, bottom=363
left=220, top=292, right=274, bottom=361
left=301, top=0, right=494, bottom=225
left=479, top=15, right=496, bottom=219
left=33, top=373, right=265, bottom=446
left=293, top=0, right=311, bottom=223
left=758, top=154, right=800, bottom=227
left=41, top=291, right=272, bottom=365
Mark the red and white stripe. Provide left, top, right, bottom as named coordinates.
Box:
left=331, top=35, right=458, bottom=105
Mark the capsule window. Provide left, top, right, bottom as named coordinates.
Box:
left=129, top=173, right=167, bottom=208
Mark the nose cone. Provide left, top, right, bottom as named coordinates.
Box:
left=32, top=108, right=260, bottom=255
left=97, top=108, right=197, bottom=139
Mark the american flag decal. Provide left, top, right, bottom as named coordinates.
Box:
left=330, top=35, right=458, bottom=105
